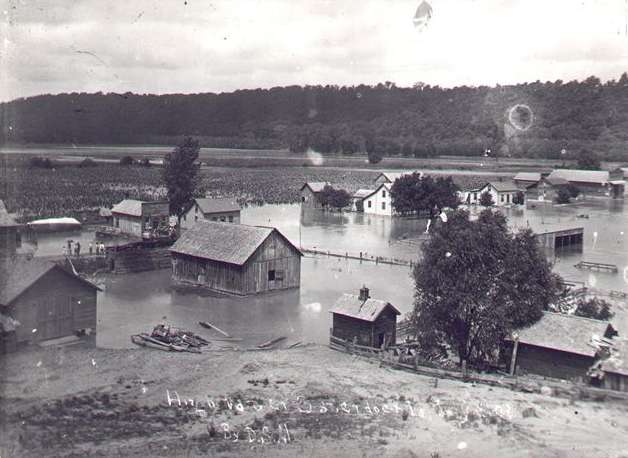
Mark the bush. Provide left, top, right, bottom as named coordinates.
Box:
left=566, top=183, right=580, bottom=198
left=574, top=297, right=614, bottom=320
left=512, top=191, right=525, bottom=205
left=367, top=150, right=383, bottom=164
left=479, top=191, right=494, bottom=207
left=28, top=156, right=54, bottom=169
left=555, top=188, right=571, bottom=204
left=78, top=158, right=98, bottom=168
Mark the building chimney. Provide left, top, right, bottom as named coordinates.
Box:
left=359, top=285, right=370, bottom=302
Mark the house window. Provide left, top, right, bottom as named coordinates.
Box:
left=275, top=270, right=284, bottom=281
left=115, top=217, right=119, bottom=228
left=368, top=200, right=372, bottom=208
left=507, top=194, right=511, bottom=203
left=500, top=194, right=504, bottom=202
left=220, top=216, right=226, bottom=222
left=382, top=202, right=386, bottom=210
left=183, top=214, right=186, bottom=221
left=382, top=190, right=386, bottom=198
left=212, top=217, right=217, bottom=221
left=268, top=270, right=276, bottom=281
left=228, top=216, right=234, bottom=222
left=473, top=193, right=477, bottom=200
left=194, top=215, right=198, bottom=221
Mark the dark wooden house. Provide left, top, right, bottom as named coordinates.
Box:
left=300, top=182, right=329, bottom=209
left=329, top=287, right=401, bottom=348
left=111, top=199, right=169, bottom=237
left=0, top=258, right=100, bottom=350
left=507, top=312, right=616, bottom=381
left=169, top=220, right=302, bottom=295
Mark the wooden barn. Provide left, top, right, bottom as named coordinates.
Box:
left=0, top=258, right=100, bottom=350
left=180, top=197, right=241, bottom=230
left=169, top=220, right=302, bottom=295
left=300, top=182, right=329, bottom=209
left=507, top=312, right=616, bottom=381
left=329, top=287, right=401, bottom=348
left=111, top=199, right=169, bottom=237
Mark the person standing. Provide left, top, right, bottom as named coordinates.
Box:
left=75, top=241, right=81, bottom=257
left=89, top=242, right=93, bottom=255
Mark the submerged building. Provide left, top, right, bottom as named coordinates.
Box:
left=170, top=220, right=302, bottom=295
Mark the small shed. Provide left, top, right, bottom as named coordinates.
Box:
left=329, top=287, right=401, bottom=348
left=508, top=312, right=616, bottom=381
left=300, top=182, right=329, bottom=209
left=170, top=220, right=302, bottom=295
left=180, top=198, right=241, bottom=230
left=0, top=258, right=100, bottom=348
left=111, top=199, right=169, bottom=237
left=589, top=338, right=628, bottom=392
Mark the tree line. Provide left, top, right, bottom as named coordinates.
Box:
left=3, top=74, right=628, bottom=160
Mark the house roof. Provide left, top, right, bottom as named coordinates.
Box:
left=513, top=312, right=614, bottom=357
left=195, top=198, right=240, bottom=214
left=598, top=339, right=628, bottom=376
left=548, top=169, right=609, bottom=185
left=0, top=200, right=19, bottom=228
left=543, top=176, right=569, bottom=187
left=111, top=199, right=144, bottom=217
left=329, top=293, right=401, bottom=322
left=353, top=189, right=375, bottom=199
left=170, top=220, right=302, bottom=266
left=486, top=180, right=519, bottom=192
left=375, top=171, right=423, bottom=183
left=300, top=182, right=329, bottom=193
left=514, top=172, right=541, bottom=182
left=363, top=183, right=392, bottom=200
left=0, top=258, right=101, bottom=307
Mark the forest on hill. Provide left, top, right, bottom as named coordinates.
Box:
left=2, top=74, right=628, bottom=160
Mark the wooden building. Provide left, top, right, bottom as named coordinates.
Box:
left=362, top=183, right=394, bottom=216
left=513, top=172, right=542, bottom=188
left=170, top=220, right=302, bottom=295
left=300, top=182, right=329, bottom=209
left=0, top=258, right=100, bottom=349
left=547, top=169, right=625, bottom=198
left=352, top=189, right=374, bottom=212
left=507, top=312, right=616, bottom=381
left=111, top=199, right=170, bottom=237
left=329, top=287, right=401, bottom=348
left=525, top=176, right=569, bottom=202
left=180, top=198, right=241, bottom=230
left=0, top=199, right=21, bottom=264
left=589, top=339, right=628, bottom=392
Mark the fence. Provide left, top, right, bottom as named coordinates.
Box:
left=301, top=247, right=414, bottom=267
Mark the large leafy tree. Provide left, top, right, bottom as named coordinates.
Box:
left=390, top=174, right=460, bottom=215
left=163, top=137, right=201, bottom=223
left=411, top=209, right=562, bottom=366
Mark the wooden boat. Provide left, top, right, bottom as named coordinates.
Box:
left=131, top=334, right=196, bottom=353
left=198, top=321, right=231, bottom=337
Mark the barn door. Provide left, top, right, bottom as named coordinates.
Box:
left=37, top=296, right=74, bottom=340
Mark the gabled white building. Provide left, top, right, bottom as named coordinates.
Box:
left=362, top=183, right=394, bottom=216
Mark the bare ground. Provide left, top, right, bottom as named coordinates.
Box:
left=1, top=342, right=628, bottom=457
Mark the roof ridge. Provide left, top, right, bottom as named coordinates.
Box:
left=543, top=310, right=610, bottom=325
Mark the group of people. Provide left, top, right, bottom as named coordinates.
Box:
left=63, top=240, right=106, bottom=257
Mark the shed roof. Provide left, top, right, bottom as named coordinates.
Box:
left=514, top=172, right=541, bottom=182
left=111, top=199, right=144, bottom=217
left=329, top=293, right=401, bottom=322
left=195, top=198, right=240, bottom=214
left=170, top=220, right=302, bottom=266
left=300, top=182, right=329, bottom=193
left=513, top=312, right=614, bottom=357
left=353, top=189, right=375, bottom=199
left=0, top=200, right=19, bottom=228
left=548, top=169, right=609, bottom=184
left=0, top=258, right=101, bottom=307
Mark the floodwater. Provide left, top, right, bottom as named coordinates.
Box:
left=25, top=199, right=628, bottom=348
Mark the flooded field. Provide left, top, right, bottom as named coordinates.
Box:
left=25, top=198, right=628, bottom=348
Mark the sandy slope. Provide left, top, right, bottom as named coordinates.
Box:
left=1, top=342, right=628, bottom=457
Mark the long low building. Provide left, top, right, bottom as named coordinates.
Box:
left=547, top=169, right=625, bottom=198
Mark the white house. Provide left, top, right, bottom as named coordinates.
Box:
left=362, top=183, right=394, bottom=216
left=477, top=181, right=520, bottom=206
left=352, top=189, right=374, bottom=212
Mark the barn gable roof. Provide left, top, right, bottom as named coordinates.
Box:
left=111, top=199, right=144, bottom=217
left=0, top=258, right=101, bottom=307
left=362, top=183, right=392, bottom=201
left=0, top=200, right=19, bottom=228
left=170, top=220, right=302, bottom=266
left=486, top=180, right=519, bottom=192
left=329, top=293, right=401, bottom=322
left=375, top=171, right=423, bottom=183
left=513, top=312, right=615, bottom=357
left=194, top=198, right=240, bottom=214
left=353, top=189, right=375, bottom=199
left=300, top=182, right=329, bottom=193
left=548, top=169, right=609, bottom=185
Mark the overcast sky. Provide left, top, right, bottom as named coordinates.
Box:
left=2, top=0, right=628, bottom=102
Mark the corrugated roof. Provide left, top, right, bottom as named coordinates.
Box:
left=0, top=200, right=19, bottom=228
left=0, top=258, right=101, bottom=306
left=111, top=199, right=144, bottom=217
left=353, top=189, right=375, bottom=198
left=329, top=293, right=401, bottom=322
left=300, top=182, right=329, bottom=193
left=548, top=169, right=609, bottom=184
left=195, top=198, right=240, bottom=214
left=488, top=181, right=519, bottom=192
left=514, top=172, right=541, bottom=182
left=170, top=220, right=301, bottom=265
left=514, top=312, right=613, bottom=357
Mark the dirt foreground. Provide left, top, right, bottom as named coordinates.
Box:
left=1, top=342, right=628, bottom=457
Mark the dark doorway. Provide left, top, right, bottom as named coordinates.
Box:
left=377, top=332, right=385, bottom=348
